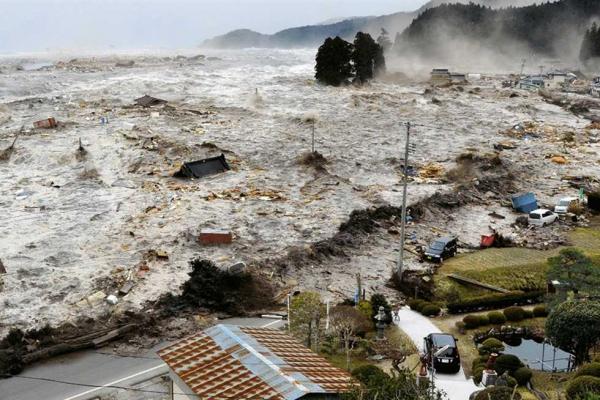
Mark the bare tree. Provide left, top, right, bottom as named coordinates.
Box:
left=329, top=305, right=371, bottom=370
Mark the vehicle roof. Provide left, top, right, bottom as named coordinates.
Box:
left=530, top=208, right=551, bottom=214
left=428, top=333, right=456, bottom=347
left=433, top=236, right=456, bottom=244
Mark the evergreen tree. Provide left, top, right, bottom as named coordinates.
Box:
left=377, top=28, right=393, bottom=51
left=352, top=32, right=385, bottom=83
left=580, top=23, right=599, bottom=62
left=314, top=36, right=354, bottom=86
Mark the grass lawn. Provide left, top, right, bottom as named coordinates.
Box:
left=434, top=223, right=600, bottom=300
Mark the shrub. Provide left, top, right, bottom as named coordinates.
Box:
left=566, top=376, right=600, bottom=400
left=473, top=355, right=489, bottom=370
left=533, top=305, right=548, bottom=317
left=576, top=362, right=600, bottom=378
left=447, top=291, right=545, bottom=314
left=513, top=367, right=533, bottom=385
left=569, top=202, right=584, bottom=216
left=357, top=300, right=373, bottom=319
left=473, top=365, right=485, bottom=385
left=351, top=364, right=389, bottom=386
left=478, top=314, right=490, bottom=326
left=463, top=315, right=481, bottom=329
left=408, top=299, right=427, bottom=312
left=506, top=375, right=519, bottom=388
left=494, top=354, right=523, bottom=375
left=504, top=306, right=525, bottom=322
left=455, top=321, right=466, bottom=333
left=474, top=386, right=522, bottom=400
left=488, top=311, right=507, bottom=324
left=523, top=309, right=534, bottom=319
left=588, top=190, right=600, bottom=213
left=479, top=338, right=505, bottom=356
left=421, top=304, right=441, bottom=317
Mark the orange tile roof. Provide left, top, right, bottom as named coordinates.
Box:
left=158, top=324, right=353, bottom=400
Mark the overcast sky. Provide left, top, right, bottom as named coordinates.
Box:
left=0, top=0, right=429, bottom=54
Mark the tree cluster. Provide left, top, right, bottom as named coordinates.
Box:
left=580, top=22, right=600, bottom=62
left=315, top=31, right=386, bottom=86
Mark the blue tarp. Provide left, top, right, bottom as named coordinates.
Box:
left=511, top=192, right=538, bottom=213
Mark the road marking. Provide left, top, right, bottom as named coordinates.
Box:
left=261, top=319, right=282, bottom=328
left=63, top=363, right=165, bottom=400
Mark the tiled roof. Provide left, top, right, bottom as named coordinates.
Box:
left=157, top=324, right=353, bottom=400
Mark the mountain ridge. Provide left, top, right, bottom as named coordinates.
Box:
left=201, top=0, right=556, bottom=49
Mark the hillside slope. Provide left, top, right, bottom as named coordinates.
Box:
left=201, top=0, right=550, bottom=49
left=395, top=0, right=600, bottom=63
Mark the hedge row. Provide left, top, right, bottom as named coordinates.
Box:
left=459, top=305, right=547, bottom=331
left=447, top=291, right=545, bottom=314
left=407, top=299, right=441, bottom=317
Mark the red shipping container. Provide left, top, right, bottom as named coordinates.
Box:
left=198, top=229, right=232, bottom=245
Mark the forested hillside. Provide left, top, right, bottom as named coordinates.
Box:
left=395, top=0, right=600, bottom=61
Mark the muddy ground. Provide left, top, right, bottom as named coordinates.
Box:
left=0, top=50, right=599, bottom=337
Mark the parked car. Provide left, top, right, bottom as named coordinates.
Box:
left=554, top=197, right=580, bottom=214
left=528, top=209, right=558, bottom=226
left=423, top=236, right=457, bottom=263
left=424, top=333, right=461, bottom=373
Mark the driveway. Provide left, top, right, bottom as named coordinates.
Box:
left=396, top=307, right=479, bottom=400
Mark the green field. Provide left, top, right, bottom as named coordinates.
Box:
left=434, top=223, right=600, bottom=301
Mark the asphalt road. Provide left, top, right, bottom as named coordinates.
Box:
left=0, top=317, right=284, bottom=400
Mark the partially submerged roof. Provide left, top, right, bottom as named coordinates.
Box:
left=175, top=153, right=230, bottom=179
left=134, top=95, right=167, bottom=107
left=157, top=324, right=353, bottom=400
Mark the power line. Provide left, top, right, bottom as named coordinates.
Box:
left=1, top=373, right=314, bottom=399
left=1, top=373, right=202, bottom=398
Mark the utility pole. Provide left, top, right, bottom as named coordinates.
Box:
left=287, top=294, right=291, bottom=332
left=311, top=119, right=315, bottom=153
left=396, top=122, right=411, bottom=281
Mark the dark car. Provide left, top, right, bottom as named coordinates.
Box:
left=424, top=333, right=461, bottom=373
left=423, top=236, right=457, bottom=263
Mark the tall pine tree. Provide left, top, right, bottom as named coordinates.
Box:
left=314, top=36, right=354, bottom=86
left=352, top=32, right=385, bottom=83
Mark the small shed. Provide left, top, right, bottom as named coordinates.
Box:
left=134, top=95, right=167, bottom=107
left=511, top=192, right=538, bottom=213
left=175, top=153, right=230, bottom=179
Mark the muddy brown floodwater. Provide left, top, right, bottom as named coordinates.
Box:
left=0, top=49, right=598, bottom=336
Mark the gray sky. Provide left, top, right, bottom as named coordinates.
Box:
left=0, top=0, right=428, bottom=53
